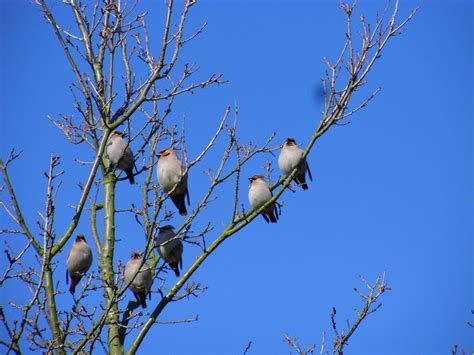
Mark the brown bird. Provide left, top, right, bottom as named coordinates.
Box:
left=248, top=175, right=279, bottom=223
left=66, top=234, right=93, bottom=295
left=124, top=252, right=153, bottom=308
left=278, top=137, right=312, bottom=190
left=156, top=148, right=190, bottom=216
left=106, top=131, right=135, bottom=184
left=155, top=225, right=183, bottom=277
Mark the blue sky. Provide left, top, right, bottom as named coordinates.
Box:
left=0, top=1, right=472, bottom=354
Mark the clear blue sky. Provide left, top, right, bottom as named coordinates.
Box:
left=1, top=1, right=472, bottom=354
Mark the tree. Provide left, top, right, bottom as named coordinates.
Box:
left=0, top=1, right=416, bottom=354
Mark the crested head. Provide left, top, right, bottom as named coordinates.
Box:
left=157, top=147, right=176, bottom=158
left=249, top=174, right=265, bottom=183
left=159, top=224, right=174, bottom=232
left=75, top=234, right=86, bottom=242
left=131, top=251, right=142, bottom=259
left=111, top=131, right=126, bottom=138
left=285, top=137, right=297, bottom=146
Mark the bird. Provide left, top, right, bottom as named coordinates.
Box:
left=156, top=147, right=190, bottom=216
left=155, top=225, right=183, bottom=277
left=278, top=137, right=312, bottom=190
left=106, top=131, right=135, bottom=184
left=66, top=234, right=93, bottom=295
left=248, top=175, right=279, bottom=223
left=124, top=252, right=153, bottom=308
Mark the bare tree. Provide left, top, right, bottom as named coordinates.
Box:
left=0, top=1, right=417, bottom=354
left=285, top=273, right=389, bottom=355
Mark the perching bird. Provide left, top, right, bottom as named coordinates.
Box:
left=66, top=234, right=93, bottom=295
left=124, top=252, right=153, bottom=308
left=278, top=137, right=312, bottom=190
left=156, top=148, right=190, bottom=216
left=248, top=175, right=279, bottom=223
left=155, top=225, right=183, bottom=277
left=106, top=131, right=135, bottom=184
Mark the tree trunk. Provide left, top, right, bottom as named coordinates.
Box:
left=44, top=267, right=66, bottom=355
left=101, top=173, right=124, bottom=354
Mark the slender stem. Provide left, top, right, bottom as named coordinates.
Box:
left=42, top=155, right=66, bottom=355
left=90, top=203, right=103, bottom=251
left=0, top=159, right=42, bottom=254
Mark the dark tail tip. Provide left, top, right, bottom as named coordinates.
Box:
left=171, top=194, right=187, bottom=216
left=69, top=274, right=80, bottom=294
left=294, top=175, right=308, bottom=190
left=170, top=262, right=180, bottom=277
left=136, top=293, right=147, bottom=308
left=126, top=169, right=135, bottom=184
left=268, top=207, right=279, bottom=223
left=174, top=268, right=180, bottom=277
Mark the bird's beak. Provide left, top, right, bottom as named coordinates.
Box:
left=248, top=177, right=253, bottom=183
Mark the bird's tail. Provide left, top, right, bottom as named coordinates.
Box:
left=69, top=275, right=81, bottom=295
left=268, top=211, right=278, bottom=223
left=294, top=173, right=309, bottom=190
left=171, top=194, right=187, bottom=216
left=169, top=261, right=180, bottom=277
left=125, top=168, right=135, bottom=184
left=266, top=205, right=279, bottom=223
left=135, top=292, right=147, bottom=308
